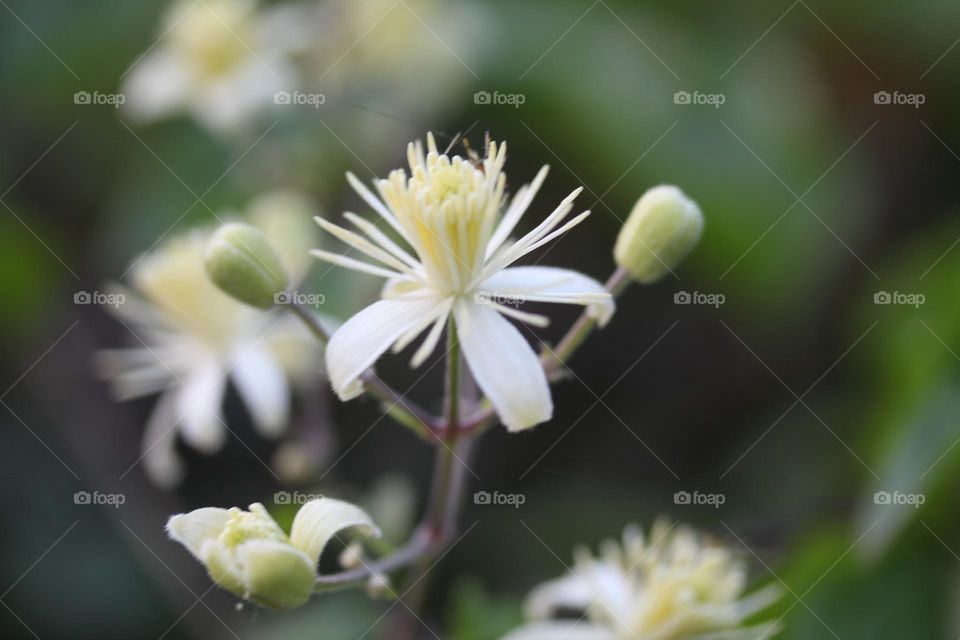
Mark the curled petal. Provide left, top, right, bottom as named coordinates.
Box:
left=289, top=497, right=381, bottom=566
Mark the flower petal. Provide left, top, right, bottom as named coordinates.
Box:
left=501, top=622, right=616, bottom=640
left=526, top=574, right=592, bottom=620
left=485, top=165, right=549, bottom=259
left=122, top=49, right=192, bottom=123
left=176, top=359, right=227, bottom=453
left=478, top=266, right=614, bottom=326
left=231, top=343, right=289, bottom=438
left=142, top=389, right=186, bottom=488
left=289, top=497, right=381, bottom=566
left=315, top=216, right=418, bottom=276
left=454, top=300, right=551, bottom=431
left=689, top=623, right=784, bottom=640
left=236, top=539, right=317, bottom=610
left=166, top=507, right=231, bottom=559
left=326, top=296, right=445, bottom=400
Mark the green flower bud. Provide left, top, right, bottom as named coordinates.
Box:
left=205, top=223, right=288, bottom=309
left=614, top=186, right=703, bottom=284
left=167, top=499, right=381, bottom=610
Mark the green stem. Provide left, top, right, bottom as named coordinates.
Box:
left=424, top=318, right=461, bottom=539
left=312, top=319, right=473, bottom=604
left=394, top=321, right=464, bottom=635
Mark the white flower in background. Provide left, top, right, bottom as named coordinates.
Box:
left=311, top=0, right=487, bottom=97
left=503, top=521, right=781, bottom=640
left=122, top=0, right=315, bottom=132
left=313, top=134, right=613, bottom=431
left=98, top=190, right=320, bottom=487
left=167, top=498, right=380, bottom=609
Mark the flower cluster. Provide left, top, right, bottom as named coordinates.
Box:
left=94, top=129, right=739, bottom=632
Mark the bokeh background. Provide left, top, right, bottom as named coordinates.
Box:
left=2, top=0, right=959, bottom=638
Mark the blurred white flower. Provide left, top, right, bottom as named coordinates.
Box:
left=313, top=134, right=613, bottom=431
left=310, top=0, right=488, bottom=104
left=167, top=498, right=380, bottom=609
left=98, top=190, right=320, bottom=487
left=503, top=522, right=781, bottom=640
left=122, top=0, right=315, bottom=132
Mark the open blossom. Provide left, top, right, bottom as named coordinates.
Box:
left=167, top=498, right=380, bottom=609
left=97, top=191, right=320, bottom=487
left=313, top=134, right=614, bottom=431
left=503, top=522, right=781, bottom=640
left=122, top=0, right=314, bottom=132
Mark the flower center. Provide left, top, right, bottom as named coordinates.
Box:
left=379, top=142, right=506, bottom=294
left=171, top=2, right=253, bottom=78
left=219, top=504, right=287, bottom=549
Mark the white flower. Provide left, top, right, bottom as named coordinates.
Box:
left=312, top=134, right=613, bottom=431
left=122, top=0, right=314, bottom=132
left=167, top=498, right=380, bottom=609
left=98, top=192, right=320, bottom=487
left=503, top=522, right=781, bottom=640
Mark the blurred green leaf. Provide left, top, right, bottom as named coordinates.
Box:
left=448, top=578, right=524, bottom=640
